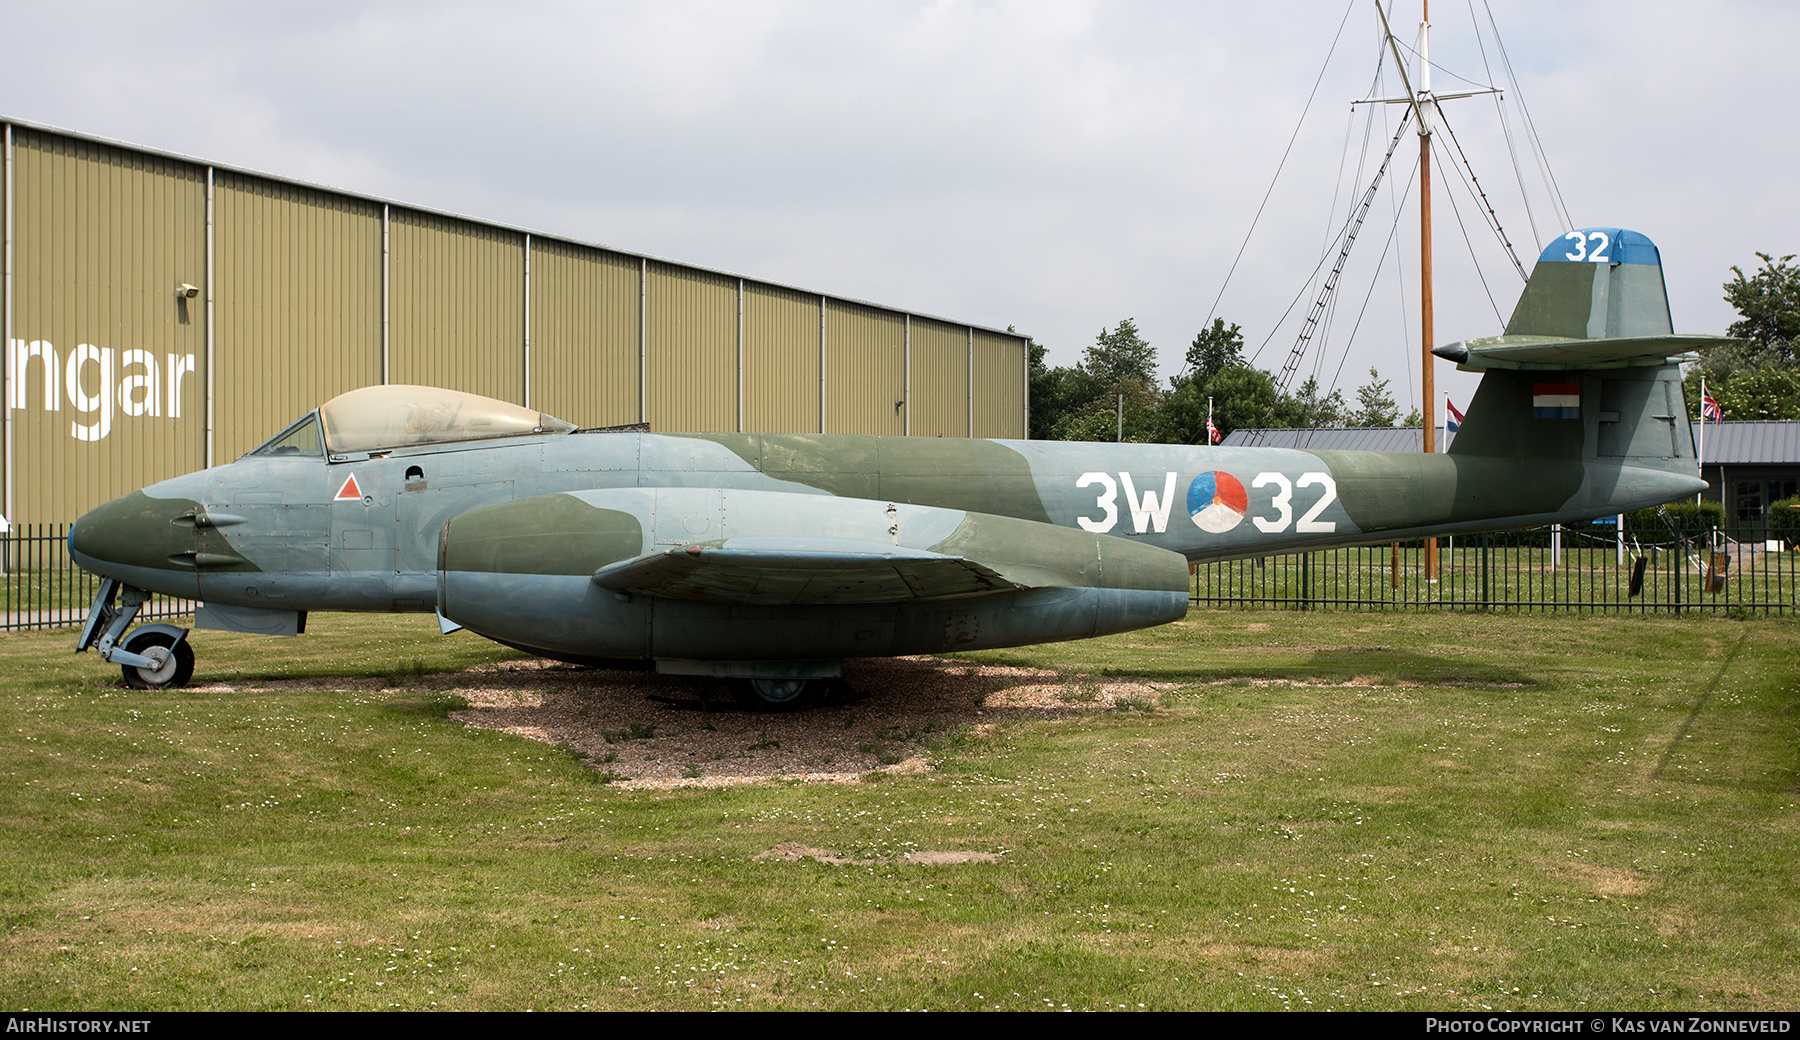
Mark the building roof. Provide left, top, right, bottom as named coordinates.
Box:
left=1221, top=421, right=1800, bottom=466
left=1218, top=427, right=1456, bottom=452
left=1692, top=421, right=1800, bottom=465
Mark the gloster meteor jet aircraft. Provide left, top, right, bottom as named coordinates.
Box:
left=70, top=229, right=1718, bottom=707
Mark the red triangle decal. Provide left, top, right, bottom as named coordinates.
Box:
left=335, top=474, right=364, bottom=501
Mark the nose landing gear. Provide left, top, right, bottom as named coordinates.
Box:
left=119, top=629, right=197, bottom=689
left=75, top=578, right=195, bottom=690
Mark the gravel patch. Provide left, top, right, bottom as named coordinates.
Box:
left=203, top=655, right=1174, bottom=790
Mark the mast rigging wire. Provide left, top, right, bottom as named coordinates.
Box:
left=1200, top=0, right=1357, bottom=333
left=1244, top=108, right=1412, bottom=446
left=1274, top=108, right=1412, bottom=402
left=1433, top=135, right=1509, bottom=325
left=1481, top=0, right=1572, bottom=230
left=1465, top=0, right=1543, bottom=246
left=1435, top=105, right=1528, bottom=281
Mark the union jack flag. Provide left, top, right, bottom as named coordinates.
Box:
left=1205, top=415, right=1221, bottom=445
left=1701, top=389, right=1723, bottom=424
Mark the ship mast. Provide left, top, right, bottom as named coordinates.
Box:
left=1419, top=2, right=1437, bottom=580
left=1378, top=0, right=1439, bottom=579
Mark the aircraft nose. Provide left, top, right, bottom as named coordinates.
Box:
left=69, top=490, right=205, bottom=576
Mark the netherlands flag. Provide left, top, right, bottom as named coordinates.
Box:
left=1532, top=382, right=1580, bottom=419
left=1445, top=397, right=1465, bottom=433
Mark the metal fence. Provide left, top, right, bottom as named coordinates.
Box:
left=1192, top=521, right=1798, bottom=614
left=0, top=524, right=192, bottom=632
left=4, top=519, right=1795, bottom=635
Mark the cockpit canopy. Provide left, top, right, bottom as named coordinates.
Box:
left=249, top=385, right=576, bottom=458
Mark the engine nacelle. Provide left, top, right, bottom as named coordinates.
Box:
left=437, top=487, right=1190, bottom=663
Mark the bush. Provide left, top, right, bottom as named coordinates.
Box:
left=1625, top=500, right=1725, bottom=540
left=1767, top=496, right=1800, bottom=546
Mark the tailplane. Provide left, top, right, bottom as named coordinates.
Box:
left=1434, top=228, right=1734, bottom=481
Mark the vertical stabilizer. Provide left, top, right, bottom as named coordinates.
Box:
left=1504, top=228, right=1673, bottom=340
left=1435, top=228, right=1737, bottom=482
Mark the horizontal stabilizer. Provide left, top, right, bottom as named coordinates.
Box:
left=1434, top=333, right=1736, bottom=371
left=591, top=537, right=1023, bottom=605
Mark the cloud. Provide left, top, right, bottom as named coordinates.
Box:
left=3, top=0, right=1794, bottom=406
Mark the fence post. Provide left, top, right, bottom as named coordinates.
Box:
left=1480, top=534, right=1489, bottom=611
left=1674, top=541, right=1683, bottom=614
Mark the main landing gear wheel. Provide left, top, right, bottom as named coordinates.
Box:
left=732, top=677, right=827, bottom=712
left=120, top=630, right=195, bottom=690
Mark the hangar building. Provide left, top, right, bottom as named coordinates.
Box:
left=0, top=118, right=1031, bottom=527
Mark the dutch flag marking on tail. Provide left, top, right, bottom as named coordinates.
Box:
left=1531, top=382, right=1580, bottom=420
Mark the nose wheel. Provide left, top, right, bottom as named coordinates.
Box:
left=120, top=630, right=196, bottom=690
left=76, top=579, right=198, bottom=690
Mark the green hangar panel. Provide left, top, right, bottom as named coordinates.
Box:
left=0, top=119, right=1031, bottom=526
left=213, top=173, right=383, bottom=461
left=528, top=240, right=641, bottom=427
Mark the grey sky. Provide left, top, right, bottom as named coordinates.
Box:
left=5, top=0, right=1793, bottom=415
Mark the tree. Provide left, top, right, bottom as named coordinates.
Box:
left=1027, top=341, right=1089, bottom=440
left=1349, top=368, right=1400, bottom=427
left=1686, top=364, right=1800, bottom=422
left=1724, top=252, right=1800, bottom=361
left=1083, top=318, right=1158, bottom=392
left=1157, top=364, right=1277, bottom=444
left=1027, top=319, right=1165, bottom=442
left=1271, top=376, right=1349, bottom=428
left=1183, top=318, right=1245, bottom=387
left=1682, top=252, right=1800, bottom=421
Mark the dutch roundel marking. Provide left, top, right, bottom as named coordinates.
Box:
left=334, top=473, right=365, bottom=502
left=1187, top=471, right=1248, bottom=534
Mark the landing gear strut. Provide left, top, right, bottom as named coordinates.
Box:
left=75, top=578, right=195, bottom=690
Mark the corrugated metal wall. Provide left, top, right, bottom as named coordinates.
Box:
left=743, top=283, right=820, bottom=433
left=824, top=300, right=904, bottom=436
left=8, top=129, right=207, bottom=524
left=388, top=211, right=525, bottom=403
left=528, top=239, right=640, bottom=428
left=214, top=173, right=382, bottom=460
left=647, top=262, right=736, bottom=433
left=1, top=120, right=1030, bottom=525
left=908, top=317, right=968, bottom=438
left=972, top=329, right=1025, bottom=439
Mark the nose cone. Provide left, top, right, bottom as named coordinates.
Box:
left=71, top=490, right=200, bottom=575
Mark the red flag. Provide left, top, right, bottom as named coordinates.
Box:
left=1205, top=415, right=1221, bottom=445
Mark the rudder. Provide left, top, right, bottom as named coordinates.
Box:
left=1435, top=228, right=1733, bottom=477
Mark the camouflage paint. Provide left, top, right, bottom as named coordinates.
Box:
left=441, top=493, right=642, bottom=576
left=67, top=228, right=1721, bottom=681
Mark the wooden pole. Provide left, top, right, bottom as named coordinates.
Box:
left=1420, top=0, right=1439, bottom=582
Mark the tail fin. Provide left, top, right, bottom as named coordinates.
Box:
left=1434, top=228, right=1735, bottom=477
left=1506, top=228, right=1673, bottom=340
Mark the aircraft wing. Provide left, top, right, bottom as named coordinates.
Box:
left=590, top=537, right=1022, bottom=605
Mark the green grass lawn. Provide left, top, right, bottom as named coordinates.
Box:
left=1, top=610, right=1795, bottom=1010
